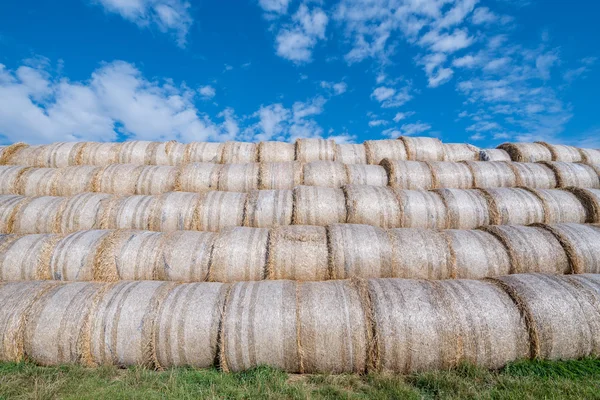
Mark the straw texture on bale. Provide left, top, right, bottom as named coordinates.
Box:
left=529, top=189, right=587, bottom=224
left=292, top=186, right=346, bottom=226
left=9, top=145, right=46, bottom=167
left=158, top=231, right=217, bottom=282
left=295, top=138, right=336, bottom=162
left=479, top=148, right=511, bottom=162
left=394, top=189, right=448, bottom=229
left=76, top=142, right=120, bottom=166
left=303, top=161, right=348, bottom=188
left=428, top=161, right=474, bottom=189
left=145, top=141, right=175, bottom=165
left=135, top=166, right=178, bottom=195
left=102, top=195, right=158, bottom=231
left=481, top=188, right=545, bottom=226
left=344, top=185, right=400, bottom=228
left=464, top=161, right=517, bottom=188
left=108, top=231, right=164, bottom=280
left=364, top=140, right=407, bottom=165
left=53, top=166, right=99, bottom=196
left=541, top=162, right=600, bottom=188
left=196, top=191, right=247, bottom=232
left=217, top=163, right=260, bottom=192
left=49, top=230, right=109, bottom=281
left=443, top=143, right=480, bottom=161
left=536, top=142, right=583, bottom=163
left=117, top=141, right=153, bottom=165
left=579, top=148, right=600, bottom=165
left=150, top=192, right=200, bottom=232
left=259, top=162, right=303, bottom=190
left=400, top=136, right=445, bottom=161
left=257, top=141, right=296, bottom=163
left=497, top=143, right=553, bottom=162
left=328, top=224, right=393, bottom=279
left=164, top=142, right=187, bottom=166
left=221, top=141, right=258, bottom=164
left=345, top=164, right=387, bottom=187
left=369, top=278, right=529, bottom=373
left=540, top=224, right=600, bottom=274
left=37, top=142, right=86, bottom=168
left=56, top=193, right=112, bottom=233
left=184, top=142, right=224, bottom=164
left=175, top=163, right=222, bottom=192
left=92, top=164, right=143, bottom=195
left=484, top=225, right=569, bottom=274
left=0, top=234, right=59, bottom=281
left=154, top=283, right=228, bottom=368
left=335, top=143, right=367, bottom=164
left=16, top=168, right=61, bottom=197
left=10, top=196, right=66, bottom=234
left=0, top=195, right=26, bottom=233
left=0, top=166, right=27, bottom=194
left=0, top=143, right=29, bottom=165
left=388, top=228, right=452, bottom=279
left=567, top=188, right=600, bottom=222
left=210, top=227, right=269, bottom=282
left=381, top=160, right=434, bottom=190
left=437, top=189, right=490, bottom=229
left=221, top=281, right=298, bottom=372
left=267, top=226, right=328, bottom=281
left=244, top=189, right=293, bottom=228
left=507, top=163, right=557, bottom=189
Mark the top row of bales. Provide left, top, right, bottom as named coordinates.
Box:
left=499, top=142, right=600, bottom=164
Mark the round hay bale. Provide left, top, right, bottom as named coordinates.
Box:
left=164, top=142, right=187, bottom=166
left=244, top=189, right=293, bottom=228
left=328, top=224, right=392, bottom=280
left=579, top=148, right=600, bottom=165
left=394, top=189, right=448, bottom=229
left=11, top=145, right=46, bottom=167
left=497, top=142, right=553, bottom=162
left=221, top=280, right=298, bottom=372
left=258, top=141, right=295, bottom=163
left=217, top=163, right=260, bottom=192
left=400, top=136, right=445, bottom=161
left=267, top=226, right=328, bottom=281
left=145, top=141, right=174, bottom=165
left=16, top=168, right=61, bottom=197
left=0, top=281, right=59, bottom=362
left=492, top=274, right=600, bottom=360
left=540, top=224, right=600, bottom=274
left=292, top=186, right=346, bottom=226
left=592, top=164, right=600, bottom=176
left=345, top=164, right=387, bottom=187
left=344, top=185, right=400, bottom=228
left=196, top=191, right=247, bottom=232
left=443, top=229, right=511, bottom=279
left=536, top=142, right=583, bottom=163
left=157, top=231, right=217, bottom=282
left=0, top=234, right=60, bottom=281
left=52, top=166, right=100, bottom=196
left=154, top=282, right=228, bottom=368
left=49, top=230, right=109, bottom=281
left=24, top=282, right=105, bottom=366
left=303, top=161, right=348, bottom=188
left=56, top=193, right=113, bottom=233
left=507, top=162, right=557, bottom=189
left=480, top=188, right=545, bottom=226
left=529, top=188, right=588, bottom=224
left=103, top=195, right=158, bottom=231
left=135, top=166, right=178, bottom=195
left=221, top=141, right=258, bottom=164
left=428, top=161, right=474, bottom=189
left=151, top=192, right=202, bottom=232
left=35, top=142, right=85, bottom=168
left=567, top=188, right=600, bottom=223
left=184, top=142, right=224, bottom=163
left=92, top=164, right=143, bottom=195
left=388, top=228, right=452, bottom=279
left=0, top=142, right=29, bottom=165
left=298, top=280, right=369, bottom=373
left=483, top=225, right=570, bottom=274
left=76, top=142, right=120, bottom=166
left=88, top=281, right=176, bottom=367
left=109, top=230, right=164, bottom=280
left=335, top=143, right=367, bottom=164
left=479, top=148, right=511, bottom=162
left=259, top=162, right=303, bottom=190
left=364, top=140, right=407, bottom=165
left=174, top=163, right=222, bottom=193
left=10, top=196, right=66, bottom=234
left=464, top=161, right=517, bottom=188
left=542, top=161, right=600, bottom=189
left=117, top=141, right=153, bottom=165
left=381, top=160, right=434, bottom=190
left=210, top=227, right=269, bottom=282
left=443, top=143, right=480, bottom=161
left=0, top=195, right=27, bottom=233
left=436, top=189, right=490, bottom=229
left=370, top=278, right=529, bottom=373
left=296, top=138, right=336, bottom=162
left=0, top=166, right=27, bottom=195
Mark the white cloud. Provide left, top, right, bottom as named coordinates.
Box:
left=472, top=7, right=497, bottom=24
left=400, top=122, right=432, bottom=135
left=393, top=111, right=415, bottom=122
left=420, top=29, right=474, bottom=54
left=275, top=4, right=328, bottom=63
left=320, top=81, right=348, bottom=95
left=536, top=52, right=559, bottom=80
left=371, top=85, right=412, bottom=107
left=563, top=57, right=596, bottom=82
left=368, top=119, right=388, bottom=127
left=258, top=0, right=290, bottom=15
left=199, top=85, right=216, bottom=99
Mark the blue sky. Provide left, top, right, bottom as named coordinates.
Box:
left=0, top=0, right=598, bottom=147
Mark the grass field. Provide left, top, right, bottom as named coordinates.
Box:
left=2, top=359, right=600, bottom=399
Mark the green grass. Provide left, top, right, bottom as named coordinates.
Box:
left=1, top=359, right=600, bottom=399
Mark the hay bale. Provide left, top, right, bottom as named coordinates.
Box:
left=174, top=163, right=222, bottom=192
left=221, top=280, right=298, bottom=372
left=196, top=191, right=247, bottom=232
left=0, top=195, right=27, bottom=233
left=16, top=168, right=62, bottom=197
left=145, top=141, right=175, bottom=165
left=537, top=142, right=583, bottom=163
left=443, top=229, right=511, bottom=279
left=296, top=138, right=336, bottom=162
left=217, top=163, right=260, bottom=192
left=436, top=189, right=490, bottom=229
left=0, top=234, right=60, bottom=281
left=244, top=189, right=293, bottom=228
left=221, top=141, right=258, bottom=163
left=0, top=143, right=29, bottom=165
left=388, top=228, right=452, bottom=279
left=464, top=161, right=517, bottom=188
left=394, top=189, right=448, bottom=229
left=497, top=142, right=553, bottom=162
left=165, top=142, right=187, bottom=166
left=542, top=162, right=600, bottom=189
left=92, top=164, right=144, bottom=195
left=259, top=162, right=303, bottom=190
left=52, top=166, right=100, bottom=196
left=184, top=142, right=224, bottom=163
left=151, top=192, right=202, bottom=232
left=293, top=186, right=346, bottom=226
left=24, top=282, right=104, bottom=366
left=484, top=225, right=570, bottom=274
left=370, top=278, right=528, bottom=373
left=303, top=161, right=348, bottom=188
left=479, top=148, right=511, bottom=162
left=56, top=193, right=113, bottom=233
left=154, top=282, right=228, bottom=368
left=135, top=166, right=178, bottom=195
left=335, top=144, right=367, bottom=164
left=8, top=145, right=45, bottom=167
left=381, top=160, right=433, bottom=190
left=507, top=162, right=557, bottom=189
left=428, top=161, right=474, bottom=189
left=103, top=195, right=158, bottom=231
left=258, top=141, right=295, bottom=162
left=35, top=142, right=85, bottom=168
left=344, top=185, right=400, bottom=228
left=579, top=148, right=600, bottom=165
left=480, top=188, right=545, bottom=226
left=345, top=164, right=387, bottom=187
left=0, top=166, right=27, bottom=194
left=158, top=231, right=217, bottom=282
left=10, top=196, right=66, bottom=234
left=101, top=230, right=163, bottom=280
left=400, top=136, right=445, bottom=161
left=567, top=188, right=600, bottom=222
left=443, top=143, right=480, bottom=161
left=267, top=226, right=328, bottom=281
left=493, top=274, right=600, bottom=360
left=89, top=281, right=176, bottom=367
left=540, top=224, right=600, bottom=274
left=298, top=280, right=370, bottom=373
left=364, top=140, right=408, bottom=165
left=76, top=142, right=120, bottom=166
left=210, top=227, right=269, bottom=282
left=48, top=230, right=109, bottom=281
left=117, top=141, right=153, bottom=165
left=530, top=189, right=588, bottom=224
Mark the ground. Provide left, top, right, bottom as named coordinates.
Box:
left=1, top=359, right=600, bottom=399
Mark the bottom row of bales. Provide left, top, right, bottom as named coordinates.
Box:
left=2, top=274, right=600, bottom=374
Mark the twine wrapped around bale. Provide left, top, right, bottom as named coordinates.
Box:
left=184, top=142, right=224, bottom=164
left=49, top=230, right=110, bottom=281
left=541, top=162, right=600, bottom=189
left=428, top=161, right=474, bottom=189
left=258, top=141, right=296, bottom=163
left=528, top=188, right=588, bottom=224
left=0, top=195, right=27, bottom=233
left=507, top=163, right=557, bottom=189
left=296, top=138, right=336, bottom=162
left=267, top=226, right=328, bottom=281
left=464, top=161, right=517, bottom=188
left=443, top=143, right=480, bottom=161
left=102, top=195, right=158, bottom=231
left=303, top=161, right=348, bottom=188
left=52, top=166, right=100, bottom=196
left=92, top=164, right=143, bottom=195
left=56, top=193, right=113, bottom=233
left=118, top=141, right=154, bottom=165
left=10, top=145, right=46, bottom=167
left=135, top=166, right=178, bottom=195
left=145, top=141, right=175, bottom=165
left=436, top=189, right=491, bottom=229
left=536, top=142, right=583, bottom=163
left=221, top=141, right=258, bottom=164
left=157, top=231, right=217, bottom=282
left=480, top=188, right=545, bottom=226
left=76, top=142, right=120, bottom=166
left=10, top=196, right=67, bottom=234
left=344, top=185, right=400, bottom=228
left=328, top=224, right=393, bottom=279
left=164, top=142, right=187, bottom=166
left=335, top=143, right=367, bottom=164
left=16, top=168, right=62, bottom=197
left=388, top=228, right=452, bottom=279
left=209, top=227, right=269, bottom=282
left=150, top=192, right=201, bottom=232
left=259, top=162, right=304, bottom=190
left=174, top=163, right=222, bottom=192
left=345, top=164, right=387, bottom=187
left=381, top=160, right=434, bottom=190
left=217, top=163, right=260, bottom=192
left=567, top=188, right=600, bottom=222
left=497, top=143, right=553, bottom=162
left=154, top=283, right=228, bottom=368
left=196, top=191, right=247, bottom=232
left=540, top=224, right=600, bottom=274
left=364, top=140, right=408, bottom=165
left=293, top=186, right=346, bottom=226
left=479, top=148, right=511, bottom=162
left=394, top=189, right=448, bottom=229
left=579, top=148, right=600, bottom=165
left=0, top=234, right=60, bottom=281
left=36, top=142, right=86, bottom=168
left=109, top=230, right=164, bottom=280
left=400, top=136, right=445, bottom=161
left=0, top=142, right=29, bottom=165
left=369, top=278, right=529, bottom=373
left=220, top=281, right=299, bottom=372
left=0, top=166, right=27, bottom=195
left=244, top=189, right=293, bottom=228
